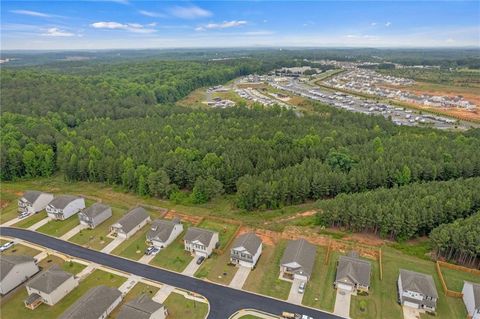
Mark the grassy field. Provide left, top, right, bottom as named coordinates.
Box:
left=1, top=243, right=41, bottom=257
left=163, top=292, right=209, bottom=319
left=194, top=243, right=238, bottom=285
left=0, top=269, right=125, bottom=319
left=197, top=218, right=239, bottom=250
left=0, top=190, right=21, bottom=222
left=440, top=266, right=480, bottom=292
left=150, top=229, right=193, bottom=272
left=108, top=282, right=160, bottom=318
left=243, top=241, right=291, bottom=300
left=111, top=225, right=150, bottom=260
left=37, top=255, right=86, bottom=274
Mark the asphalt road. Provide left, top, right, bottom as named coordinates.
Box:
left=1, top=227, right=343, bottom=319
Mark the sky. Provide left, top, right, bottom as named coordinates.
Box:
left=1, top=1, right=479, bottom=50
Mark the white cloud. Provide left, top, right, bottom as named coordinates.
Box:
left=41, top=27, right=74, bottom=37
left=91, top=21, right=156, bottom=33
left=371, top=22, right=377, bottom=26
left=11, top=10, right=52, bottom=18
left=244, top=31, right=274, bottom=36
left=139, top=10, right=166, bottom=18
left=170, top=6, right=212, bottom=19
left=196, top=20, right=247, bottom=31
left=147, top=22, right=158, bottom=27
left=385, top=22, right=392, bottom=27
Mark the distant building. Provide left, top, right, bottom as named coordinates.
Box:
left=0, top=255, right=39, bottom=295
left=334, top=252, right=371, bottom=292
left=117, top=294, right=168, bottom=319
left=78, top=203, right=112, bottom=229
left=46, top=196, right=85, bottom=220
left=463, top=281, right=480, bottom=319
left=18, top=191, right=54, bottom=215
left=230, top=232, right=262, bottom=269
left=397, top=269, right=438, bottom=312
left=59, top=285, right=122, bottom=319
left=111, top=207, right=150, bottom=239
left=184, top=227, right=219, bottom=257
left=280, top=239, right=316, bottom=282
left=146, top=218, right=183, bottom=249
left=25, top=265, right=78, bottom=309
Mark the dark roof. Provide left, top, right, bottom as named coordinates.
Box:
left=114, top=207, right=149, bottom=233
left=21, top=191, right=47, bottom=203
left=117, top=294, right=164, bottom=319
left=184, top=227, right=218, bottom=246
left=232, top=232, right=262, bottom=255
left=399, top=269, right=438, bottom=298
left=48, top=195, right=81, bottom=209
left=24, top=292, right=42, bottom=306
left=280, top=239, right=316, bottom=277
left=27, top=265, right=74, bottom=294
left=146, top=218, right=181, bottom=242
left=0, top=255, right=36, bottom=281
left=335, top=255, right=371, bottom=287
left=59, top=285, right=122, bottom=319
left=79, top=203, right=111, bottom=219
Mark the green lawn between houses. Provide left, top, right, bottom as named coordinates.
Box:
left=13, top=211, right=48, bottom=229
left=163, top=292, right=209, bottom=319
left=150, top=228, right=194, bottom=272
left=111, top=225, right=150, bottom=260
left=194, top=241, right=239, bottom=285
left=440, top=266, right=480, bottom=292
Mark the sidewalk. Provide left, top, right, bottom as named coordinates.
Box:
left=152, top=284, right=175, bottom=303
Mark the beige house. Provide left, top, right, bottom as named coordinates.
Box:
left=0, top=255, right=39, bottom=295
left=111, top=207, right=150, bottom=239
left=184, top=227, right=219, bottom=257
left=280, top=239, right=316, bottom=282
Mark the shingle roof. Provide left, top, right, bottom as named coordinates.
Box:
left=280, top=239, right=316, bottom=277
left=0, top=255, right=36, bottom=281
left=184, top=227, right=217, bottom=247
left=335, top=255, right=371, bottom=287
left=59, top=285, right=122, bottom=319
left=79, top=203, right=111, bottom=219
left=400, top=269, right=438, bottom=298
left=27, top=265, right=73, bottom=294
left=147, top=218, right=181, bottom=243
left=114, top=207, right=149, bottom=234
left=22, top=191, right=45, bottom=203
left=48, top=195, right=81, bottom=209
left=232, top=232, right=262, bottom=255
left=117, top=294, right=164, bottom=319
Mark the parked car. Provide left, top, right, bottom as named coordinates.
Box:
left=0, top=241, right=14, bottom=252
left=301, top=316, right=313, bottom=319
left=18, top=212, right=30, bottom=219
left=281, top=312, right=300, bottom=319
left=298, top=281, right=306, bottom=294
left=144, top=246, right=155, bottom=255
left=196, top=256, right=206, bottom=264
left=151, top=247, right=160, bottom=255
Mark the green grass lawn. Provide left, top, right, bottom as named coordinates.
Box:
left=13, top=211, right=47, bottom=229
left=243, top=241, right=291, bottom=300
left=111, top=225, right=150, bottom=260
left=197, top=219, right=239, bottom=250
left=194, top=244, right=238, bottom=285
left=0, top=269, right=124, bottom=319
left=150, top=229, right=193, bottom=272
left=163, top=292, right=209, bottom=319
left=0, top=191, right=21, bottom=223
left=1, top=243, right=41, bottom=257
left=36, top=216, right=80, bottom=237
left=440, top=266, right=480, bottom=292
left=350, top=257, right=381, bottom=319
left=37, top=255, right=86, bottom=274
left=108, top=282, right=160, bottom=318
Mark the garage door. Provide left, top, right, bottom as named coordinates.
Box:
left=404, top=301, right=419, bottom=309
left=294, top=274, right=308, bottom=282
left=337, top=283, right=353, bottom=291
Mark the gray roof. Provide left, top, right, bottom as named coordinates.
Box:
left=79, top=203, right=111, bottom=219
left=59, top=285, right=122, bottom=319
left=232, top=232, right=262, bottom=255
left=0, top=255, right=36, bottom=281
left=335, top=255, right=371, bottom=287
left=117, top=294, right=164, bottom=319
left=27, top=265, right=73, bottom=294
left=21, top=191, right=46, bottom=203
left=114, top=207, right=149, bottom=233
left=48, top=195, right=81, bottom=209
left=399, top=269, right=438, bottom=298
left=184, top=227, right=218, bottom=246
left=147, top=218, right=181, bottom=242
left=280, top=239, right=316, bottom=277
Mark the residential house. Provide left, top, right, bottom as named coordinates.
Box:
left=59, top=285, right=122, bottom=319
left=111, top=207, right=150, bottom=239
left=280, top=239, right=316, bottom=282
left=146, top=218, right=183, bottom=249
left=334, top=252, right=371, bottom=292
left=24, top=265, right=78, bottom=309
left=230, top=232, right=262, bottom=269
left=78, top=203, right=112, bottom=229
left=463, top=281, right=480, bottom=319
left=0, top=255, right=39, bottom=295
left=117, top=294, right=168, bottom=319
left=18, top=191, right=54, bottom=215
left=46, top=196, right=85, bottom=220
left=398, top=269, right=438, bottom=312
left=184, top=227, right=219, bottom=257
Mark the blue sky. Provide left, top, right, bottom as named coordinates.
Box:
left=2, top=1, right=479, bottom=50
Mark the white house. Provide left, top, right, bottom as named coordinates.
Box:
left=25, top=265, right=78, bottom=309
left=117, top=294, right=168, bottom=319
left=0, top=255, right=39, bottom=295
left=46, top=196, right=85, bottom=220
left=280, top=239, right=316, bottom=282
left=146, top=218, right=183, bottom=249
left=463, top=281, right=480, bottom=319
left=184, top=227, right=219, bottom=257
left=398, top=269, right=438, bottom=312
left=230, top=232, right=262, bottom=269
left=18, top=191, right=54, bottom=215
left=111, top=207, right=150, bottom=239
left=59, top=286, right=122, bottom=319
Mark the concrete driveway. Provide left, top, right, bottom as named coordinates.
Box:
left=101, top=237, right=125, bottom=254
left=287, top=278, right=305, bottom=305
left=60, top=224, right=87, bottom=240
left=27, top=216, right=51, bottom=231
left=333, top=289, right=351, bottom=318
left=182, top=256, right=202, bottom=276
left=229, top=266, right=250, bottom=289
left=403, top=306, right=421, bottom=319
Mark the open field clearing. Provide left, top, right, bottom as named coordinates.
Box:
left=163, top=292, right=209, bottom=319
left=197, top=218, right=239, bottom=250
left=440, top=266, right=480, bottom=292
left=194, top=243, right=238, bottom=285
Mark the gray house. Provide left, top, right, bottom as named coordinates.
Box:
left=59, top=285, right=122, bottom=319
left=398, top=269, right=438, bottom=312
left=462, top=281, right=480, bottom=319
left=280, top=239, right=316, bottom=282
left=117, top=294, right=168, bottom=319
left=46, top=196, right=85, bottom=220
left=0, top=255, right=39, bottom=295
left=230, top=232, right=262, bottom=269
left=25, top=265, right=78, bottom=309
left=78, top=203, right=112, bottom=229
left=334, top=252, right=371, bottom=292
left=184, top=227, right=219, bottom=257
left=111, top=207, right=151, bottom=239
left=18, top=191, right=54, bottom=215
left=146, top=218, right=183, bottom=249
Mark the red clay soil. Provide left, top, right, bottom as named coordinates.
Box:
left=164, top=210, right=203, bottom=225
left=263, top=210, right=317, bottom=226
left=0, top=200, right=10, bottom=209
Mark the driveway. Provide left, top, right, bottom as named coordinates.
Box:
left=118, top=275, right=141, bottom=294
left=229, top=266, right=250, bottom=289
left=101, top=237, right=125, bottom=254
left=333, top=289, right=351, bottom=318
left=403, top=306, right=421, bottom=319
left=60, top=224, right=87, bottom=240
left=27, top=216, right=51, bottom=231
left=152, top=284, right=175, bottom=303
left=182, top=257, right=202, bottom=276
left=287, top=278, right=305, bottom=305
